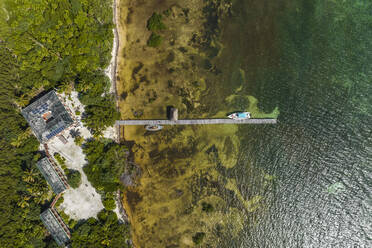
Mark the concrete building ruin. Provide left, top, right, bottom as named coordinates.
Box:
left=40, top=208, right=70, bottom=246
left=21, top=91, right=74, bottom=143
left=36, top=157, right=69, bottom=195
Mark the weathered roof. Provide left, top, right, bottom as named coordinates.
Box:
left=36, top=158, right=68, bottom=195
left=40, top=208, right=70, bottom=246
left=21, top=91, right=73, bottom=143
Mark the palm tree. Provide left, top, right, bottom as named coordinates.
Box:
left=22, top=168, right=37, bottom=183
left=17, top=196, right=31, bottom=208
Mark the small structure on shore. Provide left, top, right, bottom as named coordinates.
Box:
left=40, top=208, right=71, bottom=246
left=169, top=108, right=178, bottom=121
left=36, top=157, right=69, bottom=195
left=21, top=91, right=74, bottom=143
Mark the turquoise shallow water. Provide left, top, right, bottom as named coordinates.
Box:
left=215, top=0, right=372, bottom=247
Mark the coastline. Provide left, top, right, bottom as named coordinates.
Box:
left=105, top=0, right=119, bottom=98
left=114, top=1, right=278, bottom=247
left=104, top=0, right=121, bottom=143
left=105, top=0, right=131, bottom=224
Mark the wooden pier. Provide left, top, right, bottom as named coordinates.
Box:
left=116, top=118, right=276, bottom=126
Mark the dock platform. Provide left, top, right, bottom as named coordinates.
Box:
left=116, top=118, right=277, bottom=126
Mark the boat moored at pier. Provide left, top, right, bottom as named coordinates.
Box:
left=145, top=125, right=163, bottom=131
left=227, top=112, right=251, bottom=120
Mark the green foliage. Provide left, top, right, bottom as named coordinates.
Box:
left=71, top=210, right=130, bottom=248
left=1, top=0, right=114, bottom=104
left=59, top=211, right=70, bottom=226
left=103, top=193, right=116, bottom=211
left=53, top=153, right=67, bottom=170
left=192, top=232, right=205, bottom=245
left=83, top=139, right=128, bottom=192
left=66, top=169, right=82, bottom=189
left=75, top=71, right=119, bottom=134
left=147, top=13, right=166, bottom=31
left=146, top=12, right=166, bottom=48
left=75, top=70, right=110, bottom=105
left=147, top=33, right=163, bottom=47
left=201, top=202, right=214, bottom=213
left=74, top=135, right=84, bottom=146
left=0, top=45, right=50, bottom=247
left=0, top=1, right=128, bottom=246
left=68, top=219, right=78, bottom=230
left=55, top=154, right=82, bottom=188
left=1, top=0, right=116, bottom=133
left=54, top=196, right=64, bottom=208
left=82, top=96, right=120, bottom=136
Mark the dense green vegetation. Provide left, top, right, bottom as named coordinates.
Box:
left=83, top=139, right=128, bottom=193
left=71, top=209, right=130, bottom=248
left=0, top=0, right=127, bottom=246
left=146, top=12, right=166, bottom=47
left=147, top=33, right=163, bottom=47
left=53, top=153, right=82, bottom=188
left=147, top=13, right=166, bottom=31
left=74, top=135, right=84, bottom=146
left=53, top=153, right=67, bottom=170
left=0, top=45, right=52, bottom=247
left=192, top=232, right=205, bottom=245
left=66, top=169, right=82, bottom=189
left=82, top=96, right=120, bottom=135
left=0, top=0, right=119, bottom=134
left=201, top=202, right=214, bottom=213
left=102, top=192, right=116, bottom=211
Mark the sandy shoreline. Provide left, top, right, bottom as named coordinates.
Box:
left=104, top=0, right=132, bottom=224
left=105, top=0, right=119, bottom=97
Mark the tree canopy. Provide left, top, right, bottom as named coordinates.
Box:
left=83, top=139, right=128, bottom=192
left=71, top=209, right=130, bottom=248
left=0, top=0, right=124, bottom=246
left=1, top=0, right=113, bottom=99
left=0, top=45, right=52, bottom=248
left=0, top=0, right=119, bottom=133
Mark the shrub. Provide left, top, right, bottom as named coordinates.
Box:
left=147, top=13, right=166, bottom=31
left=71, top=210, right=130, bottom=248
left=192, top=232, right=205, bottom=245
left=66, top=169, right=82, bottom=189
left=103, top=193, right=116, bottom=211
left=82, top=96, right=120, bottom=135
left=74, top=135, right=84, bottom=146
left=54, top=153, right=67, bottom=170
left=59, top=211, right=70, bottom=224
left=83, top=139, right=128, bottom=192
left=147, top=33, right=163, bottom=47
left=54, top=196, right=64, bottom=208
left=201, top=202, right=214, bottom=213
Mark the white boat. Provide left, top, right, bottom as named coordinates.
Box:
left=227, top=112, right=251, bottom=120
left=145, top=125, right=163, bottom=131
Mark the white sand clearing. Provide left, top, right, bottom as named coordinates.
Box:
left=44, top=92, right=103, bottom=219
left=48, top=132, right=104, bottom=220
left=46, top=91, right=123, bottom=220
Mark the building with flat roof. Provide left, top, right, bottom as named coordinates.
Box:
left=21, top=91, right=73, bottom=143
left=36, top=157, right=68, bottom=195
left=40, top=208, right=70, bottom=246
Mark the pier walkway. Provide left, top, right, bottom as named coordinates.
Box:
left=116, top=118, right=277, bottom=126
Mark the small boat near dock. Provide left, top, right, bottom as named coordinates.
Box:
left=227, top=112, right=251, bottom=120
left=145, top=125, right=163, bottom=131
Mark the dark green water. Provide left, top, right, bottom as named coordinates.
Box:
left=216, top=0, right=372, bottom=247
